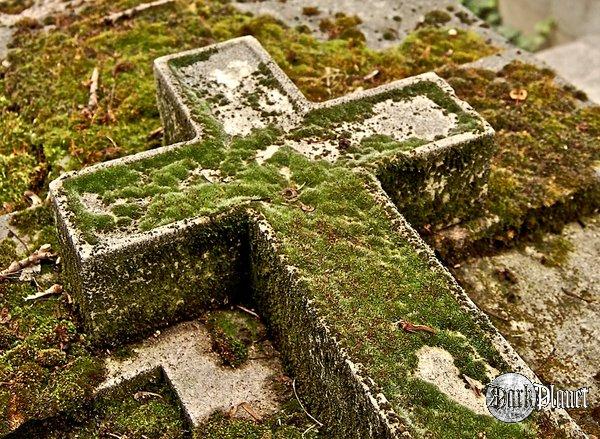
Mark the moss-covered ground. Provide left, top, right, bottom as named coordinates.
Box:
left=14, top=372, right=188, bottom=438
left=3, top=0, right=595, bottom=254
left=0, top=207, right=104, bottom=436
left=435, top=62, right=600, bottom=257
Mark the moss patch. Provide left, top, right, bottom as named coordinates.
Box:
left=9, top=205, right=60, bottom=251
left=0, top=205, right=105, bottom=434
left=15, top=371, right=186, bottom=438
left=0, top=279, right=104, bottom=435
left=434, top=62, right=600, bottom=257
left=194, top=408, right=319, bottom=439
left=531, top=233, right=574, bottom=268
left=0, top=0, right=33, bottom=15
left=205, top=309, right=262, bottom=368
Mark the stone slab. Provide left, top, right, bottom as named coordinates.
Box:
left=455, top=214, right=600, bottom=435
left=537, top=35, right=600, bottom=104
left=233, top=0, right=509, bottom=50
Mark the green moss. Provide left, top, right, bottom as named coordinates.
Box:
left=9, top=206, right=60, bottom=251
left=111, top=202, right=142, bottom=219
left=422, top=10, right=452, bottom=26
left=435, top=62, right=600, bottom=256
left=17, top=372, right=186, bottom=438
left=195, top=410, right=319, bottom=439
left=0, top=279, right=105, bottom=435
left=0, top=0, right=496, bottom=212
left=531, top=233, right=574, bottom=268
left=0, top=0, right=34, bottom=14
left=205, top=309, right=262, bottom=368
left=63, top=124, right=536, bottom=436
left=318, top=13, right=364, bottom=41
left=292, top=79, right=481, bottom=158
left=0, top=238, right=18, bottom=268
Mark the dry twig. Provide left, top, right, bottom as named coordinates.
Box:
left=0, top=244, right=56, bottom=280
left=88, top=67, right=99, bottom=110
left=134, top=391, right=163, bottom=401
left=292, top=379, right=323, bottom=427
left=102, top=0, right=174, bottom=25
left=24, top=284, right=63, bottom=301
left=240, top=402, right=262, bottom=422
left=23, top=190, right=42, bottom=207
left=236, top=305, right=260, bottom=319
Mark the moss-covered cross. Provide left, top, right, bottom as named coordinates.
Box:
left=49, top=36, right=541, bottom=437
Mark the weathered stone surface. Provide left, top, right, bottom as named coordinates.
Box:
left=537, top=35, right=600, bottom=104
left=0, top=0, right=84, bottom=59
left=48, top=36, right=583, bottom=437
left=455, top=215, right=600, bottom=434
left=100, top=320, right=284, bottom=427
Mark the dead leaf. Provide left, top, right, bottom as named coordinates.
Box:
left=462, top=374, right=482, bottom=397
left=226, top=404, right=239, bottom=418
left=18, top=264, right=41, bottom=282
left=281, top=187, right=299, bottom=201
left=299, top=203, right=315, bottom=213
left=240, top=402, right=262, bottom=422
left=509, top=88, right=528, bottom=101
left=0, top=308, right=11, bottom=324
left=397, top=320, right=436, bottom=335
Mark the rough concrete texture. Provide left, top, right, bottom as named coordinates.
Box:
left=100, top=320, right=284, bottom=426
left=0, top=212, right=13, bottom=241
left=47, top=36, right=584, bottom=438
left=455, top=215, right=600, bottom=435
left=52, top=36, right=493, bottom=250
left=537, top=35, right=600, bottom=104
left=233, top=0, right=509, bottom=50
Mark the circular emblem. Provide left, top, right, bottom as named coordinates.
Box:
left=485, top=373, right=536, bottom=423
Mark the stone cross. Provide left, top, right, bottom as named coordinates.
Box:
left=49, top=36, right=546, bottom=437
